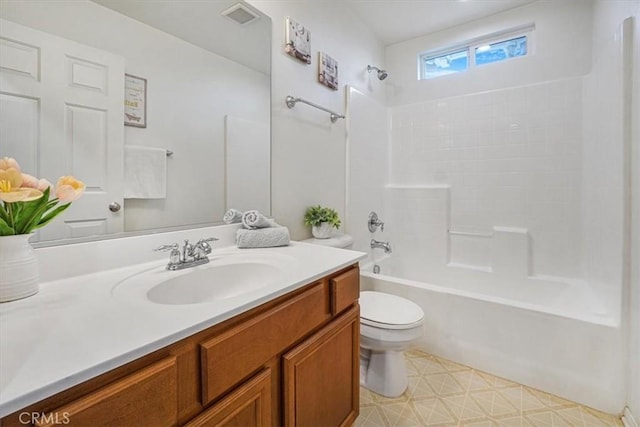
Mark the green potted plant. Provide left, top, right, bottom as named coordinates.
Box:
left=304, top=205, right=341, bottom=239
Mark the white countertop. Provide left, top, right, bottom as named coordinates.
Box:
left=0, top=236, right=365, bottom=417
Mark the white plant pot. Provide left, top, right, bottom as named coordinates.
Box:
left=0, top=233, right=39, bottom=303
left=312, top=222, right=334, bottom=239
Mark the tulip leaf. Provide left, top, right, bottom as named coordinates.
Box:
left=13, top=188, right=51, bottom=234
left=0, top=203, right=9, bottom=224
left=33, top=203, right=71, bottom=230
left=0, top=217, right=15, bottom=236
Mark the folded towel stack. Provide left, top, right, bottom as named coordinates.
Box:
left=223, top=208, right=244, bottom=224
left=225, top=209, right=290, bottom=248
left=236, top=227, right=290, bottom=249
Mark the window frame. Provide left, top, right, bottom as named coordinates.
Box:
left=418, top=25, right=535, bottom=80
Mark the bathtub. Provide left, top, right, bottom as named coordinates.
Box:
left=360, top=256, right=625, bottom=414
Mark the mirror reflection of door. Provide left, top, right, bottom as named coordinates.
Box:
left=0, top=19, right=125, bottom=242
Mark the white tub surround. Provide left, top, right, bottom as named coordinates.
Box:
left=0, top=224, right=366, bottom=417
left=361, top=259, right=624, bottom=414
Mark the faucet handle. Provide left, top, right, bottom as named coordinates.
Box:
left=193, top=237, right=217, bottom=259
left=368, top=211, right=385, bottom=233
left=198, top=237, right=219, bottom=244
left=154, top=243, right=179, bottom=252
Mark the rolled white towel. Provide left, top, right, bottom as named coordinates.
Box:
left=242, top=210, right=275, bottom=229
left=223, top=208, right=244, bottom=224
left=236, top=226, right=290, bottom=248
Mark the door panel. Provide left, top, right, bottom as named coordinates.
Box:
left=0, top=18, right=124, bottom=241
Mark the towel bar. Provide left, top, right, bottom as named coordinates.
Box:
left=285, top=95, right=345, bottom=123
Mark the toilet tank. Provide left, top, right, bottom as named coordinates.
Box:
left=302, top=233, right=354, bottom=249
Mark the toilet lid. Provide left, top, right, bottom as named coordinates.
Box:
left=360, top=291, right=424, bottom=329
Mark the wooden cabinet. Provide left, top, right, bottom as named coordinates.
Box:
left=185, top=369, right=271, bottom=427
left=283, top=306, right=360, bottom=427
left=37, top=357, right=178, bottom=427
left=200, top=282, right=330, bottom=406
left=1, top=264, right=360, bottom=427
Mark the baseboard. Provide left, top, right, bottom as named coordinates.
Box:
left=623, top=407, right=639, bottom=427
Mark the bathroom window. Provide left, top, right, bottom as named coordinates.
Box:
left=474, top=35, right=527, bottom=66
left=422, top=48, right=469, bottom=79
left=419, top=26, right=533, bottom=80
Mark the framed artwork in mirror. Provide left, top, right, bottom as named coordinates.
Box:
left=318, top=52, right=338, bottom=90
left=285, top=17, right=311, bottom=64
left=124, top=74, right=147, bottom=127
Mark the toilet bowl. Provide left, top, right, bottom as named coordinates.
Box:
left=359, top=291, right=424, bottom=397
left=301, top=235, right=424, bottom=397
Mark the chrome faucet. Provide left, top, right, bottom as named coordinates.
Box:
left=370, top=239, right=392, bottom=254
left=155, top=237, right=219, bottom=270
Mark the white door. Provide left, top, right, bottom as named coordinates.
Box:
left=0, top=19, right=124, bottom=242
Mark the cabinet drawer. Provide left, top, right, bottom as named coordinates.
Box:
left=37, top=357, right=178, bottom=427
left=185, top=368, right=271, bottom=427
left=200, top=282, right=330, bottom=405
left=330, top=266, right=360, bottom=315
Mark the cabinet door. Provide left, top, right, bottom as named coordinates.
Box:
left=283, top=306, right=359, bottom=427
left=36, top=357, right=178, bottom=427
left=185, top=368, right=271, bottom=427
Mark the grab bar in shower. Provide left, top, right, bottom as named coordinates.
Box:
left=448, top=229, right=493, bottom=238
left=285, top=95, right=345, bottom=123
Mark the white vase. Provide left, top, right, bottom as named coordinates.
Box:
left=312, top=222, right=334, bottom=239
left=0, top=233, right=39, bottom=303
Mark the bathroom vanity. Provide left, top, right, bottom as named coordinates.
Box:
left=0, top=228, right=365, bottom=427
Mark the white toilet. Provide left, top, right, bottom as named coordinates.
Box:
left=359, top=291, right=424, bottom=397
left=302, top=234, right=425, bottom=398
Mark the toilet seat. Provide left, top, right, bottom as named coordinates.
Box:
left=360, top=291, right=424, bottom=330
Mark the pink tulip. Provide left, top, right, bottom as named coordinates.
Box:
left=55, top=176, right=85, bottom=202
left=0, top=157, right=21, bottom=173
left=21, top=174, right=52, bottom=192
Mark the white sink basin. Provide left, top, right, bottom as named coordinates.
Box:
left=112, top=252, right=296, bottom=306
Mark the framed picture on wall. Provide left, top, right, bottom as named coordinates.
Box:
left=124, top=74, right=147, bottom=128
left=318, top=52, right=338, bottom=90
left=285, top=17, right=311, bottom=64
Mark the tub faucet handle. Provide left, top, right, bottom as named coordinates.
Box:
left=368, top=211, right=385, bottom=233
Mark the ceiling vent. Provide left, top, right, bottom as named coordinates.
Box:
left=221, top=3, right=260, bottom=25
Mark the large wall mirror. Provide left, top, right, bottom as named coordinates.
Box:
left=0, top=0, right=271, bottom=245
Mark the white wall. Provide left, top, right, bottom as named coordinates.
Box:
left=582, top=2, right=640, bottom=422
left=388, top=78, right=584, bottom=280
left=0, top=0, right=269, bottom=232
left=385, top=1, right=593, bottom=105
left=345, top=87, right=389, bottom=255
left=588, top=1, right=640, bottom=422
left=631, top=8, right=640, bottom=424
left=248, top=0, right=386, bottom=240
left=384, top=1, right=593, bottom=281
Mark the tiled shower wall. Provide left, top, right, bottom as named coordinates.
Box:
left=389, top=78, right=584, bottom=279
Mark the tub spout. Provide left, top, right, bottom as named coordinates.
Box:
left=371, top=239, right=392, bottom=254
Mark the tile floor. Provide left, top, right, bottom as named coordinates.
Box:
left=355, top=350, right=623, bottom=427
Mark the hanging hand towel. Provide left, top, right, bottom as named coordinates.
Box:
left=124, top=145, right=167, bottom=199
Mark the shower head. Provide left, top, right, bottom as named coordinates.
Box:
left=367, top=65, right=388, bottom=80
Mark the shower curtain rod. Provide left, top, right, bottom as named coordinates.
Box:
left=285, top=95, right=345, bottom=123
